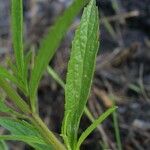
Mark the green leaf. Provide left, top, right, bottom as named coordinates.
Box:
left=76, top=106, right=117, bottom=150
left=0, top=117, right=40, bottom=137
left=0, top=99, right=11, bottom=113
left=0, top=135, right=53, bottom=150
left=22, top=50, right=32, bottom=96
left=24, top=51, right=32, bottom=82
left=0, top=118, right=54, bottom=149
left=0, top=65, right=27, bottom=94
left=0, top=99, right=29, bottom=119
left=29, top=0, right=89, bottom=112
left=11, top=0, right=24, bottom=78
left=0, top=65, right=17, bottom=83
left=62, top=0, right=99, bottom=148
left=0, top=78, right=30, bottom=114
left=0, top=98, right=29, bottom=119
left=0, top=135, right=45, bottom=145
left=29, top=143, right=53, bottom=150
left=0, top=140, right=8, bottom=150
left=7, top=58, right=18, bottom=76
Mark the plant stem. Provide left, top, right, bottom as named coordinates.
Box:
left=31, top=113, right=66, bottom=150
left=47, top=66, right=65, bottom=89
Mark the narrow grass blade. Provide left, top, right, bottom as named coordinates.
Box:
left=11, top=0, right=24, bottom=78
left=0, top=78, right=30, bottom=114
left=112, top=107, right=122, bottom=150
left=76, top=106, right=117, bottom=150
left=47, top=66, right=65, bottom=89
left=62, top=0, right=99, bottom=148
left=101, top=11, right=116, bottom=40
left=29, top=0, right=89, bottom=112
left=109, top=95, right=122, bottom=150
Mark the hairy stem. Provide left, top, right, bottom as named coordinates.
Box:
left=31, top=113, right=66, bottom=150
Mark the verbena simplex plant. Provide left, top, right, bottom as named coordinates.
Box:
left=0, top=0, right=116, bottom=149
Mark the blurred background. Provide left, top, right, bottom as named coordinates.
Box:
left=0, top=0, right=150, bottom=149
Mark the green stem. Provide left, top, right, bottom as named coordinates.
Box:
left=47, top=66, right=65, bottom=89
left=31, top=113, right=66, bottom=150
